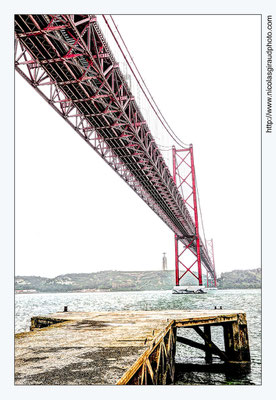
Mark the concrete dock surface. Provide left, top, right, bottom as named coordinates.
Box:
left=15, top=309, right=248, bottom=385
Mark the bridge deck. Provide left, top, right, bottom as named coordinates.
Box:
left=15, top=309, right=247, bottom=385
left=14, top=15, right=215, bottom=277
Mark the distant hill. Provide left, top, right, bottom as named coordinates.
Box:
left=15, top=270, right=196, bottom=293
left=217, top=268, right=261, bottom=289
left=15, top=268, right=261, bottom=293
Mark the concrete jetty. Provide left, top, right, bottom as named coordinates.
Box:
left=15, top=309, right=250, bottom=385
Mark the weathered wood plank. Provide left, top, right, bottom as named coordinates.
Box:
left=177, top=335, right=210, bottom=352
left=204, top=325, right=212, bottom=363
left=223, top=316, right=251, bottom=362
left=193, top=326, right=229, bottom=362
left=177, top=335, right=225, bottom=361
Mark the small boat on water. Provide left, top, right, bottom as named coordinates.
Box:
left=172, top=285, right=207, bottom=294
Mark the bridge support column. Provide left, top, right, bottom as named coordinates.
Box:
left=172, top=146, right=203, bottom=286
left=174, top=234, right=179, bottom=286
left=206, top=239, right=217, bottom=287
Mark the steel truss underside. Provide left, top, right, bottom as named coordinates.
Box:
left=15, top=14, right=215, bottom=278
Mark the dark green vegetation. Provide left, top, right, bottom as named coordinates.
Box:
left=217, top=268, right=261, bottom=289
left=15, top=268, right=261, bottom=293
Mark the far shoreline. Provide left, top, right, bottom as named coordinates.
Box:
left=15, top=287, right=261, bottom=295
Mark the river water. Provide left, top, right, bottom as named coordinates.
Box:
left=15, top=288, right=261, bottom=385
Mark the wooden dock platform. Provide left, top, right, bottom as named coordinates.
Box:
left=15, top=309, right=250, bottom=385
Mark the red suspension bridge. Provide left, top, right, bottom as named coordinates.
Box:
left=15, top=14, right=217, bottom=288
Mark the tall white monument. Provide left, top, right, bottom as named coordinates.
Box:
left=162, top=252, right=168, bottom=271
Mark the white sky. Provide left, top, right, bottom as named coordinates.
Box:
left=15, top=15, right=261, bottom=278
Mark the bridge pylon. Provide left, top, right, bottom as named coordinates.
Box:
left=206, top=238, right=217, bottom=288
left=172, top=145, right=202, bottom=286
